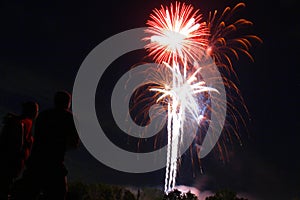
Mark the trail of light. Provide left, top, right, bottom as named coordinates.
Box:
left=165, top=102, right=172, bottom=192
left=150, top=62, right=218, bottom=192
left=206, top=2, right=262, bottom=73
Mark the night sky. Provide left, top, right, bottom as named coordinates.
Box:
left=0, top=0, right=299, bottom=199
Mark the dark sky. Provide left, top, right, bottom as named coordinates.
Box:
left=0, top=0, right=299, bottom=199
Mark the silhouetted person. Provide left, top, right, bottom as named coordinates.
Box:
left=0, top=101, right=39, bottom=200
left=137, top=188, right=140, bottom=200
left=14, top=91, right=79, bottom=200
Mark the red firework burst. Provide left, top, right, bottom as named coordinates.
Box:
left=144, top=1, right=209, bottom=64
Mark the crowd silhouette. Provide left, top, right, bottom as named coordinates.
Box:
left=0, top=91, right=79, bottom=200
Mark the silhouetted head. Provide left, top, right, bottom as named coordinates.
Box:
left=54, top=91, right=71, bottom=110
left=22, top=101, right=39, bottom=119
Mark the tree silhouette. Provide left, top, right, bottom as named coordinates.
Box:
left=67, top=182, right=137, bottom=200
left=205, top=190, right=248, bottom=200
left=183, top=191, right=198, bottom=200
left=123, top=189, right=136, bottom=200
left=163, top=189, right=198, bottom=200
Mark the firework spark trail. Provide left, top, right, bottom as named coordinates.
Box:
left=165, top=102, right=172, bottom=192
left=204, top=3, right=262, bottom=161
left=150, top=62, right=218, bottom=192
left=206, top=2, right=262, bottom=74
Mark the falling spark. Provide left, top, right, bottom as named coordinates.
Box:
left=206, top=2, right=263, bottom=73
left=149, top=62, right=218, bottom=192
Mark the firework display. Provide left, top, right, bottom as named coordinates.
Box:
left=144, top=1, right=260, bottom=193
